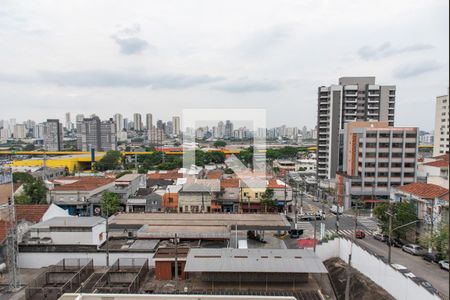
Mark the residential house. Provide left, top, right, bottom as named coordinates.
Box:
left=268, top=179, right=293, bottom=211
left=240, top=178, right=267, bottom=213
left=417, top=154, right=449, bottom=189
left=162, top=185, right=182, bottom=213
left=47, top=177, right=116, bottom=215
left=391, top=182, right=449, bottom=231
left=178, top=179, right=221, bottom=213
left=217, top=178, right=240, bottom=213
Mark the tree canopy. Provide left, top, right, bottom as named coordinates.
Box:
left=213, top=140, right=227, bottom=148
left=15, top=176, right=48, bottom=204
left=101, top=191, right=121, bottom=215
left=95, top=150, right=123, bottom=171
left=374, top=201, right=417, bottom=239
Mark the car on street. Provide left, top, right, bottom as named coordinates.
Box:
left=411, top=277, right=439, bottom=295
left=438, top=259, right=449, bottom=271
left=288, top=229, right=304, bottom=239
left=355, top=230, right=365, bottom=239
left=386, top=237, right=405, bottom=248
left=373, top=233, right=388, bottom=242
left=391, top=264, right=415, bottom=278
left=402, top=244, right=427, bottom=256
left=422, top=252, right=440, bottom=264
left=298, top=213, right=315, bottom=221
left=330, top=205, right=343, bottom=214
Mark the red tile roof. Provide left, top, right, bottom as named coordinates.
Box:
left=268, top=179, right=288, bottom=189
left=15, top=204, right=50, bottom=223
left=440, top=193, right=449, bottom=202
left=146, top=170, right=183, bottom=180
left=423, top=160, right=449, bottom=168
left=220, top=178, right=240, bottom=188
left=52, top=177, right=115, bottom=191
left=207, top=170, right=223, bottom=179
left=432, top=153, right=449, bottom=161
left=397, top=182, right=449, bottom=199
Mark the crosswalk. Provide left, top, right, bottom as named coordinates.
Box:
left=324, top=229, right=376, bottom=239
left=357, top=218, right=380, bottom=233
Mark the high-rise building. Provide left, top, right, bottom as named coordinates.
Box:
left=44, top=119, right=63, bottom=151
left=114, top=113, right=123, bottom=133
left=133, top=113, right=143, bottom=131
left=34, top=123, right=45, bottom=139
left=172, top=116, right=180, bottom=137
left=100, top=119, right=117, bottom=151
left=146, top=113, right=153, bottom=131
left=75, top=114, right=84, bottom=133
left=217, top=121, right=224, bottom=138
left=317, top=77, right=396, bottom=179
left=77, top=117, right=117, bottom=151
left=65, top=112, right=72, bottom=130
left=336, top=121, right=418, bottom=209
left=433, top=93, right=449, bottom=156
left=13, top=124, right=26, bottom=139
left=165, top=121, right=173, bottom=137
left=123, top=118, right=129, bottom=131
left=224, top=120, right=233, bottom=139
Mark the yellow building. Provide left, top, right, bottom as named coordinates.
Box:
left=11, top=154, right=105, bottom=173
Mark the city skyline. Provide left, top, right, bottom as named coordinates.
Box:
left=0, top=1, right=448, bottom=130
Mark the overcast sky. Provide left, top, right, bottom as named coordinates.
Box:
left=0, top=0, right=448, bottom=130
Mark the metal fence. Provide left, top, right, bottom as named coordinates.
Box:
left=93, top=258, right=149, bottom=294
left=25, top=258, right=94, bottom=300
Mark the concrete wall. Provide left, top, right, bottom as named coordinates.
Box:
left=18, top=252, right=154, bottom=269
left=315, top=238, right=441, bottom=300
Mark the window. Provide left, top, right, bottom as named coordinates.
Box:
left=168, top=197, right=173, bottom=203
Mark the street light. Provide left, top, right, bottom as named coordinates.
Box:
left=387, top=217, right=420, bottom=264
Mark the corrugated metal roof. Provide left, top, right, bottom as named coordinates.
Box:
left=30, top=216, right=105, bottom=229
left=185, top=248, right=328, bottom=274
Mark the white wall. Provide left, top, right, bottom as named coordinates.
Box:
left=315, top=238, right=441, bottom=300
left=18, top=252, right=154, bottom=268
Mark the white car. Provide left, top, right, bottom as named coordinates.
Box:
left=402, top=244, right=427, bottom=256
left=439, top=260, right=449, bottom=271
left=391, top=264, right=416, bottom=278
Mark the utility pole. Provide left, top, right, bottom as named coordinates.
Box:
left=105, top=208, right=110, bottom=267
left=388, top=203, right=393, bottom=264
left=174, top=233, right=179, bottom=281
left=429, top=198, right=435, bottom=253
left=294, top=183, right=298, bottom=230
left=345, top=195, right=360, bottom=300
left=284, top=172, right=287, bottom=214
left=299, top=181, right=304, bottom=216
left=335, top=181, right=340, bottom=235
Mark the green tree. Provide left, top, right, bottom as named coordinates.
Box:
left=22, top=178, right=48, bottom=204
left=237, top=147, right=254, bottom=168
left=13, top=172, right=34, bottom=184
left=419, top=223, right=449, bottom=259
left=374, top=201, right=417, bottom=239
left=95, top=150, right=123, bottom=171
left=208, top=151, right=225, bottom=164
left=213, top=140, right=227, bottom=148
left=101, top=191, right=121, bottom=215
left=14, top=194, right=32, bottom=204
left=261, top=188, right=276, bottom=213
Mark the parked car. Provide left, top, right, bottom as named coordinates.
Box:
left=412, top=277, right=439, bottom=295
left=355, top=230, right=366, bottom=239
left=439, top=259, right=449, bottom=271
left=288, top=229, right=304, bottom=239
left=422, top=252, right=440, bottom=264
left=391, top=264, right=415, bottom=278
left=373, top=233, right=388, bottom=242
left=330, top=205, right=343, bottom=215
left=402, top=244, right=427, bottom=256
left=386, top=237, right=405, bottom=248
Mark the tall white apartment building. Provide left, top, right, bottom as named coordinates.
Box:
left=433, top=93, right=449, bottom=156
left=114, top=113, right=123, bottom=133
left=146, top=113, right=153, bottom=131
left=172, top=116, right=180, bottom=137
left=133, top=113, right=143, bottom=131
left=13, top=124, right=26, bottom=139
left=317, top=77, right=396, bottom=180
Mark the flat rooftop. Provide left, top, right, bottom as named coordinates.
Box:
left=30, top=216, right=105, bottom=229
left=111, top=213, right=291, bottom=231
left=60, top=295, right=297, bottom=300
left=185, top=248, right=328, bottom=274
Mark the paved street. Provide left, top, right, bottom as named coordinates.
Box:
left=286, top=195, right=450, bottom=299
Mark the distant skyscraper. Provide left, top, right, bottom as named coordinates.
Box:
left=34, top=123, right=45, bottom=139
left=13, top=124, right=26, bottom=139
left=123, top=118, right=129, bottom=131
left=77, top=117, right=117, bottom=151
left=172, top=116, right=180, bottom=136
left=433, top=92, right=449, bottom=156
left=44, top=119, right=63, bottom=151
left=317, top=77, right=396, bottom=179
left=65, top=112, right=72, bottom=130
left=146, top=113, right=153, bottom=130
left=75, top=114, right=84, bottom=132
left=133, top=113, right=143, bottom=131
left=217, top=121, right=224, bottom=138
left=224, top=120, right=233, bottom=139
left=114, top=113, right=123, bottom=133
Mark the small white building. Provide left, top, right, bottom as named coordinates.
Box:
left=28, top=216, right=106, bottom=246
